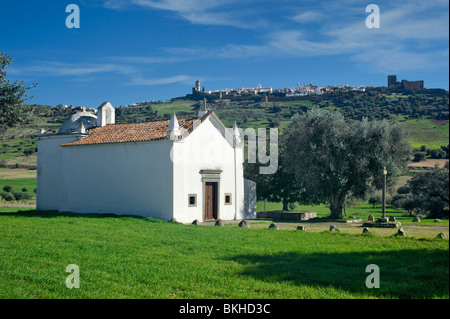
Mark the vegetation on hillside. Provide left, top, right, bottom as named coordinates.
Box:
left=1, top=87, right=448, bottom=167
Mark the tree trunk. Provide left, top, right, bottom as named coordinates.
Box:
left=330, top=195, right=345, bottom=219
left=282, top=199, right=289, bottom=211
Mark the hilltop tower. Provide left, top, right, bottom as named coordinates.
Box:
left=388, top=75, right=397, bottom=87
left=195, top=80, right=201, bottom=92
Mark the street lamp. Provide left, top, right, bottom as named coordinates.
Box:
left=381, top=167, right=387, bottom=221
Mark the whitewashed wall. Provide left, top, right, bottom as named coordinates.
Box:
left=37, top=115, right=253, bottom=222
left=172, top=116, right=245, bottom=223
left=243, top=178, right=257, bottom=219
left=59, top=140, right=174, bottom=219
left=37, top=134, right=84, bottom=211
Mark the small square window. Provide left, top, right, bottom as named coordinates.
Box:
left=188, top=194, right=197, bottom=207
left=224, top=193, right=232, bottom=205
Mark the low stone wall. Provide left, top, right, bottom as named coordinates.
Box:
left=257, top=211, right=317, bottom=221
left=362, top=221, right=401, bottom=228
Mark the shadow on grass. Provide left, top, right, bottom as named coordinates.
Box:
left=226, top=249, right=449, bottom=299
left=0, top=209, right=165, bottom=223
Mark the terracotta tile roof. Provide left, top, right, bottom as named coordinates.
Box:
left=62, top=111, right=213, bottom=147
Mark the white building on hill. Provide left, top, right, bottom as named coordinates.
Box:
left=37, top=102, right=256, bottom=223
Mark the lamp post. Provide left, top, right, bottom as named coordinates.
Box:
left=381, top=167, right=387, bottom=222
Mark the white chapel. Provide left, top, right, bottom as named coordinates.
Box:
left=36, top=102, right=256, bottom=223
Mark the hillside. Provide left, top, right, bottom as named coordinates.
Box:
left=0, top=91, right=448, bottom=168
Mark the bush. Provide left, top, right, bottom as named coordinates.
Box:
left=368, top=194, right=382, bottom=208
left=12, top=192, right=23, bottom=201
left=3, top=185, right=13, bottom=193
left=430, top=148, right=446, bottom=159
left=20, top=192, right=32, bottom=201
left=23, top=148, right=34, bottom=156
left=288, top=203, right=297, bottom=211
left=22, top=187, right=28, bottom=192
left=397, top=185, right=410, bottom=195
left=0, top=192, right=15, bottom=202
left=12, top=191, right=32, bottom=202
left=413, top=152, right=426, bottom=162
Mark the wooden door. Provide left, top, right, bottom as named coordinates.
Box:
left=204, top=182, right=218, bottom=220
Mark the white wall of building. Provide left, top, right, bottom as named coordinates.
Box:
left=59, top=140, right=174, bottom=219
left=37, top=114, right=254, bottom=222
left=172, top=116, right=245, bottom=223
left=243, top=178, right=257, bottom=219
left=36, top=134, right=85, bottom=211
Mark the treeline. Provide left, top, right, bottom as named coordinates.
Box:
left=318, top=91, right=449, bottom=121
left=413, top=145, right=449, bottom=162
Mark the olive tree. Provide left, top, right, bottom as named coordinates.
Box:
left=282, top=108, right=411, bottom=219
left=0, top=53, right=37, bottom=131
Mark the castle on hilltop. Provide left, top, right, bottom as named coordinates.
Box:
left=387, top=75, right=424, bottom=91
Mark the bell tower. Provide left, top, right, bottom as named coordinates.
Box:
left=97, top=102, right=115, bottom=127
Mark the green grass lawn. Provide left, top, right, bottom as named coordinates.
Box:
left=0, top=178, right=37, bottom=194
left=0, top=210, right=448, bottom=299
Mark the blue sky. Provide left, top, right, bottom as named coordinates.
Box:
left=1, top=0, right=448, bottom=108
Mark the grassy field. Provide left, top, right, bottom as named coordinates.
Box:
left=400, top=118, right=449, bottom=149
left=0, top=177, right=37, bottom=194
left=0, top=209, right=448, bottom=299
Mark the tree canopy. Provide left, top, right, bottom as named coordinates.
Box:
left=0, top=53, right=37, bottom=131
left=281, top=108, right=411, bottom=219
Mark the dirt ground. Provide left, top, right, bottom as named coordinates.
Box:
left=408, top=158, right=448, bottom=168
left=0, top=168, right=37, bottom=179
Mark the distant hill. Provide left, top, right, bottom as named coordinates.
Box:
left=0, top=91, right=448, bottom=168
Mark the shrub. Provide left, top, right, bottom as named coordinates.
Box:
left=22, top=187, right=28, bottom=192
left=3, top=185, right=13, bottom=193
left=20, top=192, right=32, bottom=201
left=368, top=194, right=382, bottom=208
left=397, top=185, right=410, bottom=195
left=23, top=148, right=34, bottom=156
left=12, top=192, right=23, bottom=201
left=430, top=148, right=446, bottom=159
left=413, top=152, right=426, bottom=162
left=0, top=192, right=14, bottom=202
